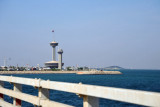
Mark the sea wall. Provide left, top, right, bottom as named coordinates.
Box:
left=0, top=71, right=77, bottom=74
left=77, top=71, right=122, bottom=75
left=0, top=70, right=122, bottom=75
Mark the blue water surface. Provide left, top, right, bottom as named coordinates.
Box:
left=2, top=69, right=160, bottom=107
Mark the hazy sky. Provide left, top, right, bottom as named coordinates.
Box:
left=0, top=0, right=160, bottom=69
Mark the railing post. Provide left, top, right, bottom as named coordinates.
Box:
left=77, top=82, right=99, bottom=107
left=83, top=96, right=99, bottom=107
left=38, top=79, right=49, bottom=107
left=0, top=81, right=4, bottom=100
left=38, top=87, right=49, bottom=100
left=13, top=83, right=22, bottom=107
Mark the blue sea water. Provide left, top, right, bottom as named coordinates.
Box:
left=2, top=69, right=160, bottom=107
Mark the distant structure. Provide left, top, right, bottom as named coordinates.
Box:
left=58, top=49, right=63, bottom=70
left=45, top=30, right=64, bottom=69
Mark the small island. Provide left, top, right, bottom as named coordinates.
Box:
left=103, top=66, right=124, bottom=70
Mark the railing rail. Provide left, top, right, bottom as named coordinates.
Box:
left=0, top=75, right=160, bottom=107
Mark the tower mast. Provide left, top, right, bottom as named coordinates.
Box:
left=52, top=30, right=54, bottom=41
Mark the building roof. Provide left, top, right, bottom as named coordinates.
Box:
left=45, top=61, right=59, bottom=64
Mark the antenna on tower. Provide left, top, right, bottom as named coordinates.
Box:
left=52, top=29, right=55, bottom=41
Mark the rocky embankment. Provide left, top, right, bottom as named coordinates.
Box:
left=77, top=71, right=122, bottom=75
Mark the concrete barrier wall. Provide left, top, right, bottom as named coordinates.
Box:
left=0, top=75, right=160, bottom=107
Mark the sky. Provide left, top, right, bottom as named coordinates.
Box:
left=0, top=0, right=160, bottom=69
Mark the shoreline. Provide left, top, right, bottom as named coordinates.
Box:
left=0, top=71, right=77, bottom=74
left=0, top=71, right=122, bottom=75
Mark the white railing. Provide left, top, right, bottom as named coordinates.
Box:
left=0, top=75, right=160, bottom=107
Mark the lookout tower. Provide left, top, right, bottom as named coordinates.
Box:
left=58, top=49, right=63, bottom=70
left=45, top=30, right=64, bottom=69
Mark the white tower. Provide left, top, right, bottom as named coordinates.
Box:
left=58, top=49, right=63, bottom=70
left=45, top=30, right=59, bottom=68
left=45, top=30, right=64, bottom=69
